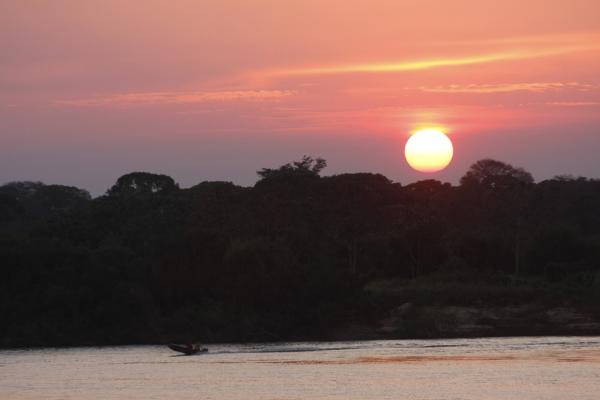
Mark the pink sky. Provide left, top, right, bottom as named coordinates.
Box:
left=2, top=0, right=600, bottom=194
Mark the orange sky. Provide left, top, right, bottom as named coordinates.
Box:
left=2, top=0, right=600, bottom=194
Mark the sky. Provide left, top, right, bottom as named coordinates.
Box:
left=2, top=0, right=600, bottom=195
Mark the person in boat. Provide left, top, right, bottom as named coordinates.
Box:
left=186, top=343, right=200, bottom=352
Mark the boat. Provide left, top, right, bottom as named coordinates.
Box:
left=168, top=343, right=208, bottom=355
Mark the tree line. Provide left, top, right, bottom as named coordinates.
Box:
left=1, top=157, right=599, bottom=347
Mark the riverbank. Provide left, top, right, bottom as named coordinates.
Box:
left=4, top=304, right=600, bottom=349
left=324, top=304, right=600, bottom=341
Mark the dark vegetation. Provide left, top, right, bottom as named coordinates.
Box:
left=2, top=157, right=600, bottom=347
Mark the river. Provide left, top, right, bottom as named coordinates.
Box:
left=1, top=336, right=599, bottom=399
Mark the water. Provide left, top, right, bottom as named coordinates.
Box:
left=1, top=337, right=599, bottom=399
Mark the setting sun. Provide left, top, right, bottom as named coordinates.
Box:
left=405, top=128, right=454, bottom=172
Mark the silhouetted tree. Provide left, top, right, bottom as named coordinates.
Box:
left=459, top=159, right=535, bottom=275
left=256, top=155, right=326, bottom=180
left=460, top=159, right=533, bottom=188
left=107, top=172, right=178, bottom=197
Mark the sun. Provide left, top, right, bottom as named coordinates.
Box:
left=404, top=128, right=454, bottom=172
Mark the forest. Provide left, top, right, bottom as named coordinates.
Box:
left=1, top=157, right=600, bottom=347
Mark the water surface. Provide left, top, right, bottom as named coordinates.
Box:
left=1, top=336, right=599, bottom=399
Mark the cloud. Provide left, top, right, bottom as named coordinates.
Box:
left=266, top=44, right=600, bottom=77
left=56, top=90, right=295, bottom=106
left=418, top=82, right=598, bottom=94
left=546, top=101, right=600, bottom=107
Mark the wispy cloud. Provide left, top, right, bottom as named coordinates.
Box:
left=439, top=31, right=600, bottom=47
left=546, top=101, right=600, bottom=107
left=418, top=82, right=598, bottom=94
left=267, top=45, right=599, bottom=77
left=56, top=90, right=295, bottom=106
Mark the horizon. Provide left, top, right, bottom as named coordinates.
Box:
left=1, top=154, right=596, bottom=198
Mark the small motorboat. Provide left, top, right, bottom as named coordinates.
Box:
left=168, top=343, right=208, bottom=355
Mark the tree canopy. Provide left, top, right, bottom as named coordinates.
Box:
left=257, top=155, right=327, bottom=180
left=460, top=159, right=534, bottom=188
left=1, top=158, right=600, bottom=347
left=107, top=172, right=178, bottom=197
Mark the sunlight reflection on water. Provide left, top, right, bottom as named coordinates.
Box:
left=1, top=337, right=599, bottom=400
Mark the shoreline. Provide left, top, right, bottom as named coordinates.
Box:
left=4, top=332, right=600, bottom=351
